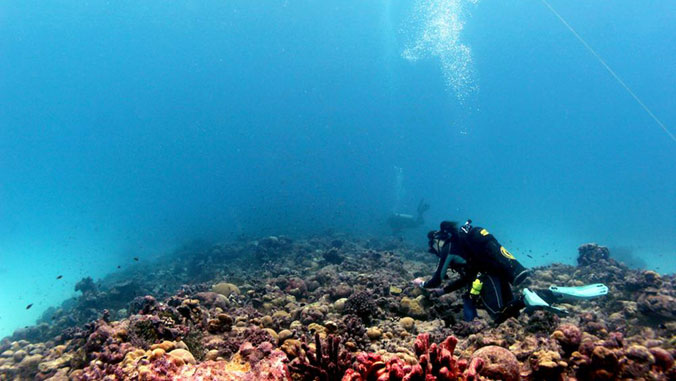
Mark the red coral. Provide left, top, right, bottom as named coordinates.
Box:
left=344, top=353, right=410, bottom=381
left=412, top=333, right=465, bottom=380
left=343, top=333, right=466, bottom=381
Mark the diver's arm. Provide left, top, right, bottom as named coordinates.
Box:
left=422, top=252, right=452, bottom=288
left=442, top=269, right=476, bottom=294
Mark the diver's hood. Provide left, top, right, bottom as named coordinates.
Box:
left=430, top=233, right=461, bottom=258
left=428, top=223, right=464, bottom=257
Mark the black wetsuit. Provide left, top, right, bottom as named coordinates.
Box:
left=423, top=224, right=530, bottom=323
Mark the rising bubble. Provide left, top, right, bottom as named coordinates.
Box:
left=402, top=0, right=479, bottom=103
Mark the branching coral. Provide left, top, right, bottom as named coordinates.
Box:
left=288, top=333, right=352, bottom=381
left=339, top=314, right=368, bottom=351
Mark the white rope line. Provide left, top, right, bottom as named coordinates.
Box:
left=541, top=0, right=675, bottom=143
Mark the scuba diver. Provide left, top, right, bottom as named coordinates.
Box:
left=388, top=199, right=430, bottom=235
left=412, top=220, right=608, bottom=324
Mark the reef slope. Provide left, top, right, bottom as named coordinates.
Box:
left=1, top=236, right=674, bottom=380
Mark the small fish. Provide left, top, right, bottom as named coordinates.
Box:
left=26, top=303, right=33, bottom=310
left=133, top=257, right=139, bottom=261
left=527, top=254, right=533, bottom=258
left=117, top=265, right=121, bottom=269
left=56, top=275, right=63, bottom=280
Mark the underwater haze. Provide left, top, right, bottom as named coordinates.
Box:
left=0, top=0, right=674, bottom=338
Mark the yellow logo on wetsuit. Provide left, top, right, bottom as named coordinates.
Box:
left=500, top=246, right=516, bottom=260
left=480, top=229, right=489, bottom=236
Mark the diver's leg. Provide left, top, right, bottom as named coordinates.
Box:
left=462, top=294, right=478, bottom=321
left=478, top=274, right=504, bottom=318
left=491, top=277, right=524, bottom=324
left=493, top=299, right=526, bottom=325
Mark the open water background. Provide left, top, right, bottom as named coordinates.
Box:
left=0, top=0, right=674, bottom=338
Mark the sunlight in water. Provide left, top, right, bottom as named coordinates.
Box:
left=403, top=0, right=479, bottom=104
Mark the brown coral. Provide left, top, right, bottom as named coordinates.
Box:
left=469, top=346, right=520, bottom=381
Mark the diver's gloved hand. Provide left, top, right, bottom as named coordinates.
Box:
left=412, top=277, right=426, bottom=287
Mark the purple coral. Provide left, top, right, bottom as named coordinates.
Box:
left=288, top=333, right=352, bottom=381
left=343, top=291, right=377, bottom=322
left=339, top=314, right=368, bottom=350
left=551, top=323, right=581, bottom=354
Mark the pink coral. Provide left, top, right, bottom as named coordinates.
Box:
left=649, top=347, right=674, bottom=372
left=551, top=323, right=581, bottom=354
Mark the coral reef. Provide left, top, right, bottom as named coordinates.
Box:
left=343, top=291, right=378, bottom=323
left=0, top=237, right=674, bottom=380
left=343, top=333, right=468, bottom=380
left=288, top=333, right=352, bottom=380
left=577, top=243, right=610, bottom=266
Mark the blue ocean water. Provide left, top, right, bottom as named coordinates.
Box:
left=0, top=0, right=673, bottom=338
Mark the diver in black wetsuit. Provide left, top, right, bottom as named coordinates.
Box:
left=388, top=200, right=430, bottom=235
left=412, top=220, right=576, bottom=324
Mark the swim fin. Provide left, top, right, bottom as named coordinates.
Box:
left=523, top=288, right=549, bottom=307
left=523, top=288, right=569, bottom=316
left=548, top=283, right=608, bottom=301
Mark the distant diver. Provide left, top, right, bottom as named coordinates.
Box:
left=413, top=220, right=608, bottom=325
left=388, top=199, right=430, bottom=235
